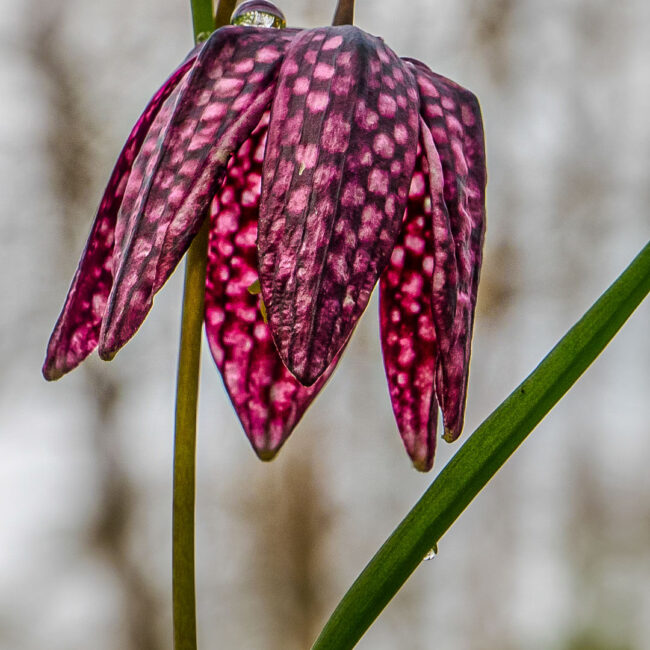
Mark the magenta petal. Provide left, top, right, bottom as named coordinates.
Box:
left=407, top=60, right=487, bottom=440
left=380, top=143, right=438, bottom=471
left=205, top=114, right=339, bottom=458
left=42, top=55, right=197, bottom=380
left=99, top=26, right=296, bottom=360
left=258, top=26, right=420, bottom=385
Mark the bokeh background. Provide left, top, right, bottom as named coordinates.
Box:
left=1, top=0, right=649, bottom=648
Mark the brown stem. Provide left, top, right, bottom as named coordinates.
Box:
left=332, top=0, right=355, bottom=26
left=214, top=0, right=238, bottom=29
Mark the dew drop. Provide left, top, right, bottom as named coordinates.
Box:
left=231, top=0, right=287, bottom=29
left=423, top=543, right=438, bottom=561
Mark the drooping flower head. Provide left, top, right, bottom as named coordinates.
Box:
left=43, top=1, right=486, bottom=471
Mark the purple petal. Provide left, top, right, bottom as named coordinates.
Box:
left=406, top=60, right=487, bottom=440
left=204, top=113, right=340, bottom=458
left=42, top=55, right=197, bottom=380
left=99, top=26, right=297, bottom=360
left=419, top=118, right=458, bottom=364
left=258, top=26, right=420, bottom=385
left=379, top=142, right=438, bottom=471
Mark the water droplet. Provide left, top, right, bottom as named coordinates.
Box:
left=231, top=0, right=286, bottom=29
left=195, top=31, right=212, bottom=43
left=423, top=544, right=438, bottom=561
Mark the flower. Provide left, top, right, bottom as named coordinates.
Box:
left=43, top=2, right=486, bottom=471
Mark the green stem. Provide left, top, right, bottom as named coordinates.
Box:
left=191, top=0, right=217, bottom=42
left=312, top=240, right=650, bottom=650
left=172, top=2, right=216, bottom=649
left=173, top=219, right=209, bottom=650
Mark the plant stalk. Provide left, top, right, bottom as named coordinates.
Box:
left=332, top=0, right=355, bottom=25
left=172, top=1, right=218, bottom=649
left=172, top=218, right=210, bottom=650
left=312, top=241, right=650, bottom=649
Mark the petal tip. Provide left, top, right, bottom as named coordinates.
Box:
left=98, top=346, right=118, bottom=362
left=442, top=426, right=459, bottom=443
left=290, top=367, right=321, bottom=388
left=411, top=456, right=433, bottom=472
left=42, top=361, right=64, bottom=382
left=254, top=447, right=281, bottom=462
left=283, top=343, right=344, bottom=387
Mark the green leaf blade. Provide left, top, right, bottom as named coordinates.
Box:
left=312, top=240, right=650, bottom=650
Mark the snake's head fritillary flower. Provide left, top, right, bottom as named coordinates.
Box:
left=43, top=1, right=486, bottom=470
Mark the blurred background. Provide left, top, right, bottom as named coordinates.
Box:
left=1, top=0, right=649, bottom=648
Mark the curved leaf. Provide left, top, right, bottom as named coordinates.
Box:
left=313, top=241, right=650, bottom=650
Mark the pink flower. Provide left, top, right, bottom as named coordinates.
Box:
left=44, top=9, right=486, bottom=470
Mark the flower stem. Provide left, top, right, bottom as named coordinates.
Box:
left=190, top=0, right=217, bottom=42
left=332, top=0, right=355, bottom=25
left=214, top=0, right=237, bottom=32
left=172, top=2, right=218, bottom=649
left=173, top=219, right=209, bottom=650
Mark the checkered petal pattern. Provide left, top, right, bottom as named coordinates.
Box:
left=205, top=112, right=342, bottom=458
left=257, top=26, right=420, bottom=385
left=43, top=55, right=197, bottom=380
left=43, top=23, right=486, bottom=470
left=379, top=135, right=441, bottom=471
left=406, top=60, right=487, bottom=442
left=98, top=26, right=296, bottom=359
